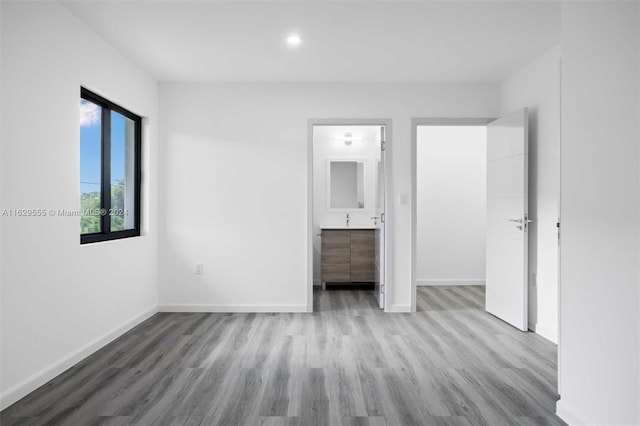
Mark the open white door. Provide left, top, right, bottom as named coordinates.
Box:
left=374, top=126, right=386, bottom=309
left=485, top=109, right=529, bottom=331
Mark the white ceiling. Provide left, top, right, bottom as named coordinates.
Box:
left=60, top=1, right=561, bottom=83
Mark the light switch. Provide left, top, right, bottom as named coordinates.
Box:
left=399, top=194, right=409, bottom=205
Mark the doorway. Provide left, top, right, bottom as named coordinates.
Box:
left=307, top=119, right=391, bottom=312
left=411, top=114, right=531, bottom=332
left=415, top=124, right=488, bottom=289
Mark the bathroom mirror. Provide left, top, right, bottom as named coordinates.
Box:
left=328, top=160, right=365, bottom=209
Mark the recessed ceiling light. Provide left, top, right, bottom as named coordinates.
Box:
left=286, top=34, right=302, bottom=47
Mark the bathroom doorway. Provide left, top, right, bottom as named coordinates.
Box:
left=307, top=120, right=390, bottom=312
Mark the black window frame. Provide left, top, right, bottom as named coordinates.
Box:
left=80, top=87, right=142, bottom=244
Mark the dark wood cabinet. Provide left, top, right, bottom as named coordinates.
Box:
left=321, top=229, right=375, bottom=284
left=349, top=231, right=375, bottom=282
left=321, top=230, right=351, bottom=282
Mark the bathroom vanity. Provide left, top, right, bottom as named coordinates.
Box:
left=321, top=228, right=375, bottom=285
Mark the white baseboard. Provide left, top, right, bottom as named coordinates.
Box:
left=158, top=304, right=308, bottom=313
left=417, top=279, right=485, bottom=286
left=0, top=305, right=158, bottom=411
left=556, top=399, right=590, bottom=425
left=528, top=321, right=558, bottom=345
left=387, top=304, right=411, bottom=312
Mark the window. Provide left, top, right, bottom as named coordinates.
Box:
left=80, top=88, right=141, bottom=244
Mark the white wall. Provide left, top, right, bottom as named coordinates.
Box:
left=312, top=125, right=380, bottom=284
left=416, top=126, right=486, bottom=286
left=0, top=1, right=159, bottom=409
left=0, top=0, right=4, bottom=397
left=557, top=2, right=639, bottom=425
left=500, top=45, right=561, bottom=344
left=158, top=83, right=499, bottom=312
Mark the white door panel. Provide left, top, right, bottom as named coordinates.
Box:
left=486, top=235, right=525, bottom=328
left=487, top=198, right=524, bottom=237
left=487, top=156, right=525, bottom=198
left=487, top=126, right=526, bottom=160
left=485, top=108, right=529, bottom=331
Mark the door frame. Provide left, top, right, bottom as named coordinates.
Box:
left=410, top=117, right=495, bottom=312
left=307, top=118, right=393, bottom=312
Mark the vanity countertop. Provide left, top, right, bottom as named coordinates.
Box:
left=321, top=226, right=376, bottom=230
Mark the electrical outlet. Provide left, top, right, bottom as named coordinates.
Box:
left=195, top=264, right=204, bottom=275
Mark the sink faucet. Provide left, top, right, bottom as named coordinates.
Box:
left=346, top=213, right=350, bottom=227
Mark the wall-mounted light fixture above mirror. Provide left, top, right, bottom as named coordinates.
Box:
left=333, top=132, right=363, bottom=145
left=328, top=159, right=365, bottom=210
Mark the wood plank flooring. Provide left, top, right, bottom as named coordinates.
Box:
left=1, top=286, right=565, bottom=425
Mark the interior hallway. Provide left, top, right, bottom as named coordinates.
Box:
left=1, top=287, right=562, bottom=425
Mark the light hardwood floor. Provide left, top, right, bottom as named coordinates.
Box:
left=1, top=286, right=565, bottom=425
